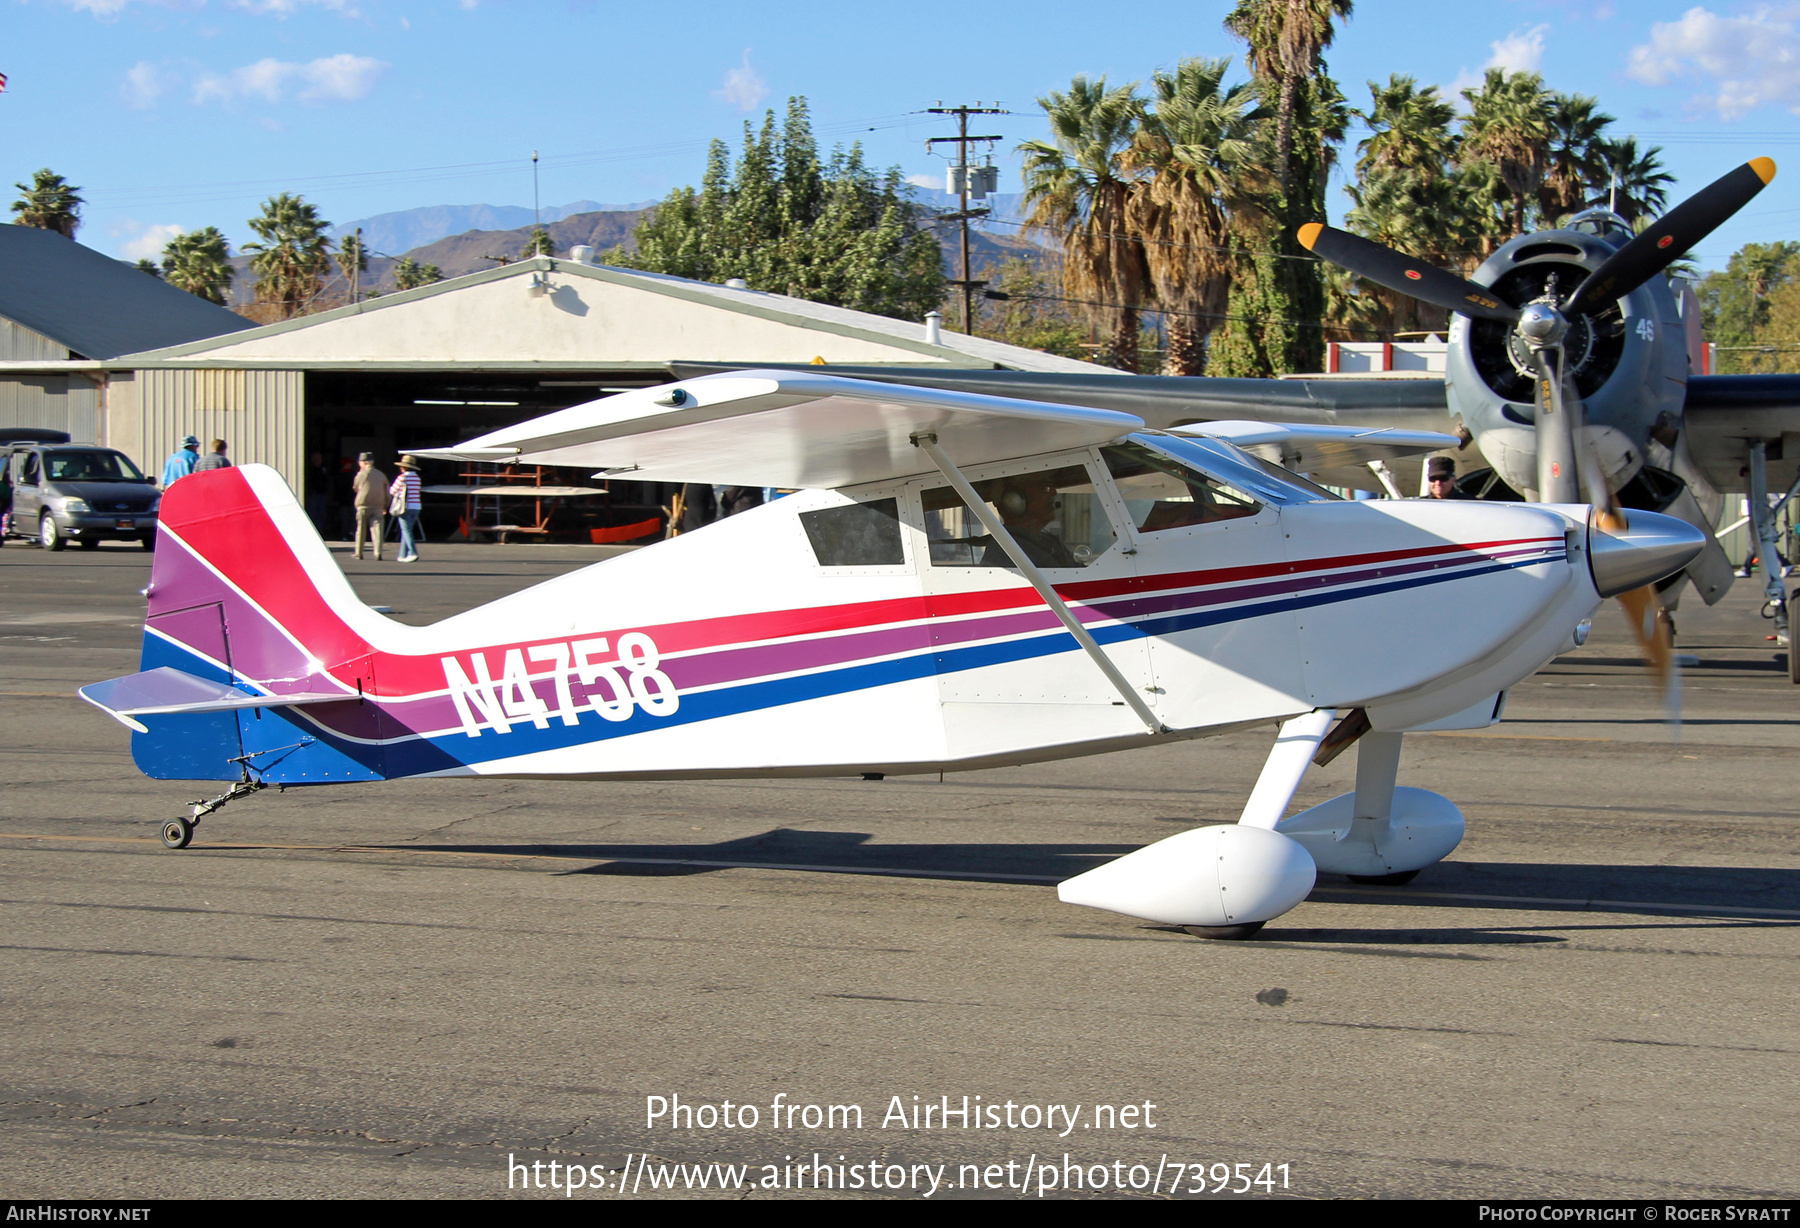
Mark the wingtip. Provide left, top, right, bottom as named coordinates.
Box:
left=1751, top=156, right=1777, bottom=184
left=1297, top=222, right=1323, bottom=251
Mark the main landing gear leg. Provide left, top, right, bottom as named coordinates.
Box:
left=1342, top=732, right=1419, bottom=886
left=1750, top=440, right=1790, bottom=648
left=161, top=778, right=270, bottom=850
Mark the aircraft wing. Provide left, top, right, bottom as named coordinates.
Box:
left=1174, top=421, right=1462, bottom=488
left=415, top=370, right=1145, bottom=489
left=1681, top=374, right=1800, bottom=493
left=666, top=362, right=1456, bottom=432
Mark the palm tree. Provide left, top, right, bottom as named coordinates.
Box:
left=11, top=169, right=83, bottom=238
left=160, top=227, right=234, bottom=305
left=391, top=258, right=444, bottom=291
left=1355, top=75, right=1456, bottom=181
left=1459, top=69, right=1553, bottom=237
left=1128, top=58, right=1266, bottom=374
left=523, top=226, right=554, bottom=258
left=1592, top=137, right=1675, bottom=223
left=134, top=260, right=161, bottom=278
left=336, top=230, right=368, bottom=302
left=1537, top=93, right=1615, bottom=225
left=1019, top=76, right=1152, bottom=372
left=244, top=193, right=333, bottom=320
left=1224, top=0, right=1354, bottom=196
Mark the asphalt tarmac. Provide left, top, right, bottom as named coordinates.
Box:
left=1, top=538, right=1796, bottom=1200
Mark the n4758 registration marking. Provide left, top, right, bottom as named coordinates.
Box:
left=441, top=633, right=678, bottom=737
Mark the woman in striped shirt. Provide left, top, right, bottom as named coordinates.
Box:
left=389, top=455, right=423, bottom=562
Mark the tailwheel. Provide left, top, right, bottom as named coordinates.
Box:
left=1347, top=869, right=1420, bottom=886
left=160, top=818, right=193, bottom=850
left=1183, top=921, right=1266, bottom=941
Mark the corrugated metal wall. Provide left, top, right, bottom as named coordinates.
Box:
left=0, top=317, right=68, bottom=361
left=136, top=368, right=305, bottom=493
left=0, top=374, right=99, bottom=441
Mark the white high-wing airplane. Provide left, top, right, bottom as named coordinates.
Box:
left=80, top=371, right=1703, bottom=938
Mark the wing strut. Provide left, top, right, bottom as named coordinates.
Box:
left=912, top=433, right=1168, bottom=736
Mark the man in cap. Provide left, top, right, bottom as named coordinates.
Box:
left=160, top=436, right=200, bottom=489
left=1425, top=455, right=1470, bottom=499
left=352, top=452, right=390, bottom=560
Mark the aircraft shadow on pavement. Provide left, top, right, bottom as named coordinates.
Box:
left=403, top=828, right=1800, bottom=925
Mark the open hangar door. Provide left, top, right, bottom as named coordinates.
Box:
left=302, top=369, right=677, bottom=544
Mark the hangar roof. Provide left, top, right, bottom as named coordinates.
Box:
left=0, top=225, right=255, bottom=360
left=116, top=256, right=1121, bottom=376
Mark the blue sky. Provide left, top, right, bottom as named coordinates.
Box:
left=5, top=0, right=1798, bottom=270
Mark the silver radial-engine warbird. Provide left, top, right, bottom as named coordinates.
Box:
left=674, top=159, right=1798, bottom=673
left=78, top=371, right=1703, bottom=937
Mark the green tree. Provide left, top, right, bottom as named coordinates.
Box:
left=1458, top=68, right=1553, bottom=237
left=336, top=230, right=369, bottom=301
left=1128, top=57, right=1266, bottom=374
left=134, top=259, right=161, bottom=278
left=1537, top=93, right=1614, bottom=224
left=11, top=169, right=83, bottom=238
left=1354, top=74, right=1456, bottom=180
left=1592, top=137, right=1675, bottom=223
left=613, top=97, right=944, bottom=324
left=1018, top=76, right=1152, bottom=371
left=1223, top=0, right=1354, bottom=196
left=160, top=227, right=234, bottom=305
left=1701, top=241, right=1800, bottom=374
left=243, top=193, right=333, bottom=320
left=523, top=226, right=554, bottom=258
left=391, top=257, right=444, bottom=291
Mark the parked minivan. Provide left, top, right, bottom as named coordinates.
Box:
left=2, top=443, right=160, bottom=550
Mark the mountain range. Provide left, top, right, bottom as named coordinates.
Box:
left=221, top=196, right=1049, bottom=313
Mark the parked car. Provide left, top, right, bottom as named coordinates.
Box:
left=2, top=444, right=159, bottom=551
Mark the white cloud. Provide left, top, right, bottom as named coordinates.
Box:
left=229, top=0, right=357, bottom=15
left=713, top=49, right=766, bottom=112
left=1489, top=23, right=1550, bottom=74
left=1627, top=5, right=1800, bottom=119
left=120, top=61, right=171, bottom=109
left=1446, top=22, right=1553, bottom=107
left=192, top=53, right=386, bottom=106
left=115, top=221, right=186, bottom=263
left=61, top=0, right=193, bottom=14
left=906, top=173, right=945, bottom=192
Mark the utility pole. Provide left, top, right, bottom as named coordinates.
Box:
left=927, top=104, right=1006, bottom=335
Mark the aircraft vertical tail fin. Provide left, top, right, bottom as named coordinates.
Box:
left=102, top=465, right=392, bottom=781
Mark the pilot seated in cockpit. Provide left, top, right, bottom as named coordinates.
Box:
left=991, top=474, right=1076, bottom=569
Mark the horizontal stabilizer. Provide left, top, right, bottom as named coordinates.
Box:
left=1171, top=421, right=1460, bottom=470
left=79, top=667, right=349, bottom=733
left=414, top=370, right=1145, bottom=490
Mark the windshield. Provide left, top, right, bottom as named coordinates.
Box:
left=44, top=450, right=146, bottom=483
left=1133, top=434, right=1342, bottom=504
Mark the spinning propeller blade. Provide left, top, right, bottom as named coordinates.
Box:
left=1297, top=223, right=1519, bottom=323
left=1563, top=158, right=1777, bottom=317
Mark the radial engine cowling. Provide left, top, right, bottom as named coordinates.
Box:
left=1057, top=824, right=1316, bottom=928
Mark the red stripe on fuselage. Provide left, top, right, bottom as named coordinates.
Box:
left=166, top=470, right=1563, bottom=698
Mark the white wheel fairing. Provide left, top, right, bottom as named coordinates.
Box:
left=1057, top=824, right=1316, bottom=927
left=1277, top=786, right=1465, bottom=878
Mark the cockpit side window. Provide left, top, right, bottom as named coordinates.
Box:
left=922, top=461, right=1116, bottom=569
left=799, top=498, right=904, bottom=566
left=1102, top=442, right=1262, bottom=533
